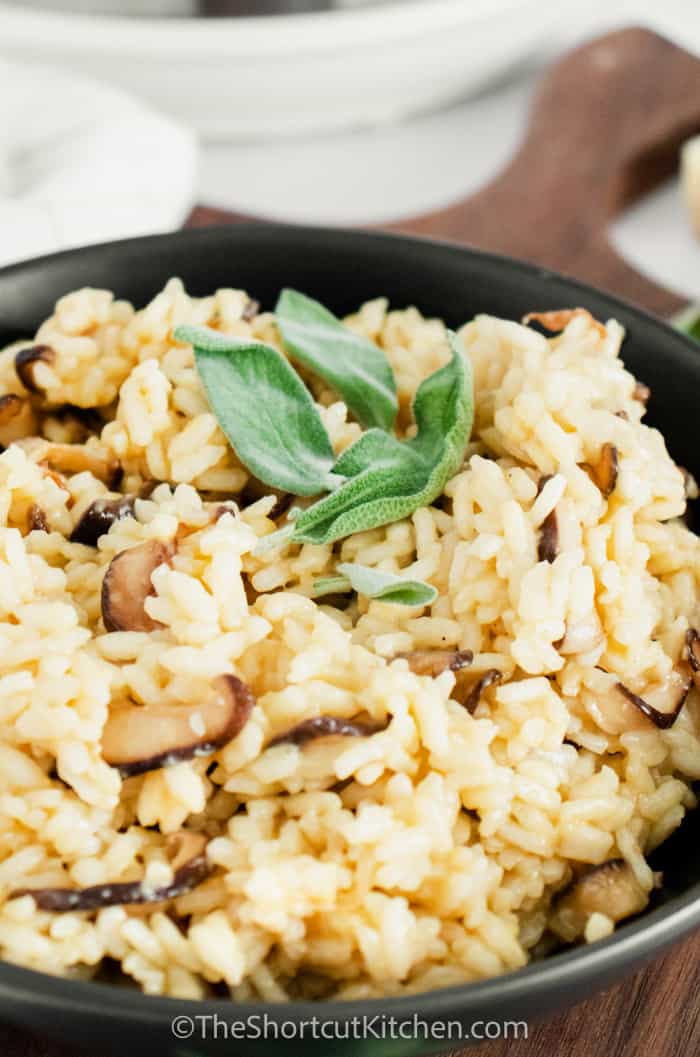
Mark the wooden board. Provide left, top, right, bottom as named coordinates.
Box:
left=189, top=27, right=700, bottom=318
left=5, top=24, right=700, bottom=1057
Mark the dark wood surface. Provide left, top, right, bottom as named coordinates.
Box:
left=5, top=24, right=700, bottom=1057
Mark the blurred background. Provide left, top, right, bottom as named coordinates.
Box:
left=0, top=0, right=699, bottom=302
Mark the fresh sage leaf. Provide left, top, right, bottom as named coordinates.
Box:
left=276, top=289, right=398, bottom=432
left=313, top=563, right=437, bottom=606
left=674, top=304, right=700, bottom=342
left=175, top=325, right=338, bottom=497
left=291, top=332, right=473, bottom=545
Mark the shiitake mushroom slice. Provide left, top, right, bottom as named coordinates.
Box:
left=460, top=669, right=503, bottom=714
left=550, top=859, right=651, bottom=941
left=12, top=832, right=210, bottom=913
left=14, top=344, right=56, bottom=393
left=267, top=715, right=387, bottom=749
left=27, top=504, right=50, bottom=533
left=536, top=475, right=559, bottom=564
left=16, top=437, right=120, bottom=486
left=685, top=628, right=700, bottom=676
left=396, top=649, right=474, bottom=678
left=71, top=496, right=137, bottom=546
left=102, top=674, right=255, bottom=777
left=615, top=665, right=692, bottom=730
left=101, top=539, right=175, bottom=633
left=581, top=443, right=619, bottom=499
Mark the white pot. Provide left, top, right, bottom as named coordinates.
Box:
left=0, top=0, right=578, bottom=139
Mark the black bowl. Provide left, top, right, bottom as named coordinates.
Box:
left=1, top=224, right=699, bottom=1057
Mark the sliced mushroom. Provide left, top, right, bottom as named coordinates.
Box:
left=102, top=674, right=255, bottom=776
left=633, top=381, right=651, bottom=404
left=550, top=859, right=650, bottom=942
left=268, top=714, right=387, bottom=749
left=685, top=628, right=700, bottom=676
left=46, top=404, right=104, bottom=443
left=616, top=664, right=692, bottom=729
left=460, top=669, right=502, bottom=714
left=0, top=394, right=35, bottom=448
left=16, top=437, right=120, bottom=486
left=242, top=298, right=261, bottom=322
left=268, top=492, right=294, bottom=521
left=538, top=510, right=559, bottom=564
left=101, top=539, right=174, bottom=633
left=27, top=504, right=49, bottom=533
left=557, top=614, right=605, bottom=656
left=536, top=475, right=559, bottom=564
left=396, top=649, right=474, bottom=678
left=71, top=496, right=136, bottom=546
left=12, top=831, right=210, bottom=913
left=522, top=308, right=606, bottom=338
left=581, top=443, right=619, bottom=499
left=14, top=344, right=56, bottom=393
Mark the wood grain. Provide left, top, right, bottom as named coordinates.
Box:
left=5, top=24, right=700, bottom=1057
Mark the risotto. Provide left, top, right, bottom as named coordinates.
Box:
left=0, top=280, right=699, bottom=1002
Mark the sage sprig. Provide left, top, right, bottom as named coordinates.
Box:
left=290, top=332, right=473, bottom=545
left=174, top=326, right=339, bottom=497
left=313, top=563, right=437, bottom=606
left=276, top=289, right=397, bottom=431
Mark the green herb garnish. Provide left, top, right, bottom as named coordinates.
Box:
left=313, top=563, right=437, bottom=606
left=178, top=306, right=473, bottom=549
left=674, top=304, right=700, bottom=342
left=174, top=326, right=339, bottom=497
left=290, top=332, right=473, bottom=545
left=276, top=289, right=397, bottom=431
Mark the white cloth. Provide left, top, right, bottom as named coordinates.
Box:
left=0, top=59, right=198, bottom=268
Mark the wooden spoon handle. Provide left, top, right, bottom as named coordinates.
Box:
left=392, top=27, right=700, bottom=317
left=189, top=27, right=700, bottom=318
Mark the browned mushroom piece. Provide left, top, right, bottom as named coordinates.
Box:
left=633, top=381, right=651, bottom=404
left=11, top=831, right=210, bottom=913
left=616, top=664, right=692, bottom=730
left=550, top=859, right=651, bottom=942
left=14, top=344, right=56, bottom=393
left=71, top=496, right=136, bottom=546
left=522, top=308, right=606, bottom=338
left=581, top=443, right=619, bottom=499
left=536, top=475, right=559, bottom=564
left=557, top=614, right=605, bottom=655
left=102, top=674, right=255, bottom=776
left=268, top=492, right=295, bottom=521
left=460, top=669, right=503, bottom=714
left=27, top=504, right=50, bottom=533
left=242, top=298, right=261, bottom=322
left=0, top=394, right=35, bottom=448
left=101, top=539, right=175, bottom=633
left=268, top=714, right=387, bottom=749
left=538, top=510, right=559, bottom=564
left=396, top=649, right=474, bottom=678
left=685, top=628, right=700, bottom=677
left=16, top=437, right=120, bottom=486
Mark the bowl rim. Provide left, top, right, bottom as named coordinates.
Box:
left=0, top=221, right=700, bottom=1023
left=0, top=0, right=562, bottom=56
